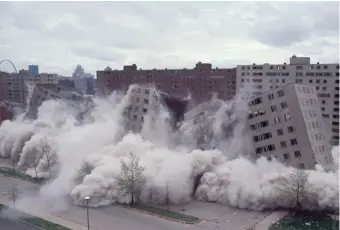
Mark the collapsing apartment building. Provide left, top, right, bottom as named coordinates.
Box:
left=26, top=84, right=92, bottom=120
left=122, top=84, right=189, bottom=133
left=184, top=83, right=334, bottom=171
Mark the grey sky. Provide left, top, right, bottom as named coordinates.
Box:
left=0, top=1, right=339, bottom=76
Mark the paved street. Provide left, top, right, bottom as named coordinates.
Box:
left=0, top=217, right=39, bottom=230
left=0, top=173, right=271, bottom=230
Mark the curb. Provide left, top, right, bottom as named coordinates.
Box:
left=118, top=204, right=201, bottom=225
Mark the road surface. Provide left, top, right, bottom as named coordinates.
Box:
left=0, top=217, right=39, bottom=230
left=0, top=173, right=271, bottom=230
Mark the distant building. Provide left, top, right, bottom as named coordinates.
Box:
left=0, top=70, right=27, bottom=108
left=236, top=55, right=340, bottom=145
left=246, top=83, right=334, bottom=171
left=28, top=65, right=39, bottom=75
left=96, top=62, right=237, bottom=105
left=25, top=73, right=59, bottom=85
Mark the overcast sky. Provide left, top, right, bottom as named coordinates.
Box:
left=0, top=1, right=339, bottom=76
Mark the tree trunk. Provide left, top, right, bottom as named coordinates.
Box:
left=34, top=167, right=38, bottom=179
left=131, top=186, right=134, bottom=206
left=47, top=160, right=51, bottom=179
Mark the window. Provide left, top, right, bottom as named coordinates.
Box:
left=143, top=98, right=149, bottom=104
left=280, top=141, right=287, bottom=148
left=309, top=80, right=313, bottom=83
left=249, top=97, right=262, bottom=106
left=321, top=107, right=325, bottom=111
left=316, top=80, right=320, bottom=83
left=284, top=113, right=291, bottom=121
left=335, top=94, right=339, bottom=98
left=316, top=86, right=320, bottom=90
left=278, top=90, right=284, bottom=98
left=274, top=116, right=281, bottom=124
left=271, top=105, right=277, bottom=112
left=249, top=120, right=269, bottom=130
left=268, top=145, right=276, bottom=151
left=281, top=102, right=288, bottom=109
left=133, top=115, right=137, bottom=120
left=294, top=151, right=301, bottom=158
left=322, top=87, right=327, bottom=91
left=334, top=101, right=339, bottom=105
left=336, top=87, right=339, bottom=91
left=287, top=126, right=294, bottom=133
left=334, top=108, right=339, bottom=112
left=290, top=138, right=298, bottom=146
left=268, top=93, right=274, bottom=100
left=283, top=153, right=290, bottom=160
left=277, top=129, right=284, bottom=136
left=143, top=108, right=147, bottom=113
left=323, top=80, right=327, bottom=84
left=321, top=100, right=326, bottom=104
left=144, top=89, right=150, bottom=94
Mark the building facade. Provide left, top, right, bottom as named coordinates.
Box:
left=96, top=62, right=236, bottom=105
left=123, top=84, right=188, bottom=133
left=25, top=73, right=59, bottom=85
left=237, top=55, right=340, bottom=145
left=247, top=83, right=334, bottom=171
left=26, top=84, right=86, bottom=119
left=0, top=71, right=27, bottom=107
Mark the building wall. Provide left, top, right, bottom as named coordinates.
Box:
left=0, top=71, right=27, bottom=107
left=247, top=83, right=333, bottom=171
left=124, top=85, right=161, bottom=132
left=26, top=84, right=84, bottom=119
left=237, top=56, right=340, bottom=144
left=96, top=62, right=236, bottom=105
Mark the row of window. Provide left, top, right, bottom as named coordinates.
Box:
left=283, top=151, right=302, bottom=160
left=253, top=132, right=272, bottom=142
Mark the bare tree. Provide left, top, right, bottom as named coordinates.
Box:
left=75, top=161, right=93, bottom=184
left=116, top=152, right=146, bottom=206
left=38, top=136, right=57, bottom=179
left=31, top=157, right=40, bottom=179
left=277, top=168, right=309, bottom=210
left=7, top=185, right=20, bottom=208
left=11, top=158, right=16, bottom=173
left=165, top=182, right=170, bottom=211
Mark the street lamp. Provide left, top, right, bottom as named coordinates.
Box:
left=84, top=196, right=91, bottom=230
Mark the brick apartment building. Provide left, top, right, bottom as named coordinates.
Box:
left=96, top=62, right=236, bottom=105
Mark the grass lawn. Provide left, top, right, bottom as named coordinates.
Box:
left=124, top=203, right=200, bottom=224
left=0, top=167, right=44, bottom=184
left=0, top=204, right=70, bottom=230
left=269, top=211, right=339, bottom=230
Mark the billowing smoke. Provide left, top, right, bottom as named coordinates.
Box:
left=0, top=85, right=338, bottom=213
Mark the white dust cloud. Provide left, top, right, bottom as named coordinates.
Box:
left=0, top=85, right=338, bottom=213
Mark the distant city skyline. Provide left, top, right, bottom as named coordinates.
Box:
left=0, top=2, right=339, bottom=76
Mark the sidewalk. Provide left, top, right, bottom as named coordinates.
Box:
left=0, top=196, right=89, bottom=230
left=252, top=211, right=288, bottom=230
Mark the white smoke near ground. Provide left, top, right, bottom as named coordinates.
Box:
left=0, top=85, right=338, bottom=214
